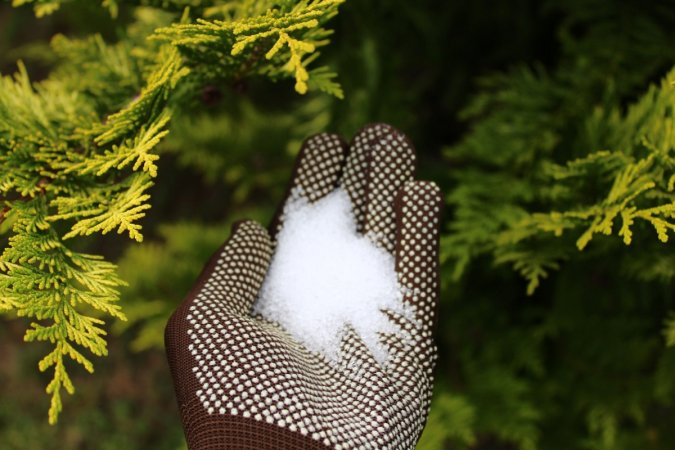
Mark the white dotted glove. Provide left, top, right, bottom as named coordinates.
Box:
left=166, top=124, right=442, bottom=449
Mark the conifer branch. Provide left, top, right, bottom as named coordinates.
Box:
left=76, top=111, right=170, bottom=178
left=153, top=0, right=344, bottom=96
left=3, top=0, right=344, bottom=422
left=1, top=198, right=126, bottom=424
left=445, top=64, right=675, bottom=293
left=49, top=173, right=153, bottom=241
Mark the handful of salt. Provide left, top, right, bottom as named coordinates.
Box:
left=254, top=188, right=410, bottom=365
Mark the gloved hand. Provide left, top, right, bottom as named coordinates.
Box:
left=165, top=124, right=442, bottom=450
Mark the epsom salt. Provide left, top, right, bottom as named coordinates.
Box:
left=254, top=188, right=410, bottom=366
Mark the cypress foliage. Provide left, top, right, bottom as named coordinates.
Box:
left=1, top=0, right=343, bottom=424
left=431, top=1, right=675, bottom=448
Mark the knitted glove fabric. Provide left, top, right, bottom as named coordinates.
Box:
left=165, top=124, right=442, bottom=450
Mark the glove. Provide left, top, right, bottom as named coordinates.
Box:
left=165, top=124, right=442, bottom=450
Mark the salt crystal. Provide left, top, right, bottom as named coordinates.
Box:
left=254, top=188, right=411, bottom=366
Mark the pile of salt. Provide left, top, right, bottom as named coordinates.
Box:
left=254, top=188, right=410, bottom=365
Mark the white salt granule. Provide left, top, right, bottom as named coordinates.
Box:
left=254, top=188, right=411, bottom=366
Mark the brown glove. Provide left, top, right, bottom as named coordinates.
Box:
left=165, top=124, right=442, bottom=450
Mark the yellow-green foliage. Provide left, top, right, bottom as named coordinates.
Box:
left=444, top=68, right=675, bottom=296
left=153, top=0, right=344, bottom=97
left=1, top=0, right=343, bottom=423
left=12, top=0, right=65, bottom=17
left=435, top=4, right=675, bottom=445
left=0, top=197, right=126, bottom=424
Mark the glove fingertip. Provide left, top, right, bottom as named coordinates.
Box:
left=270, top=132, right=348, bottom=238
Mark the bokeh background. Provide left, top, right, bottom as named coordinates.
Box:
left=2, top=1, right=675, bottom=449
